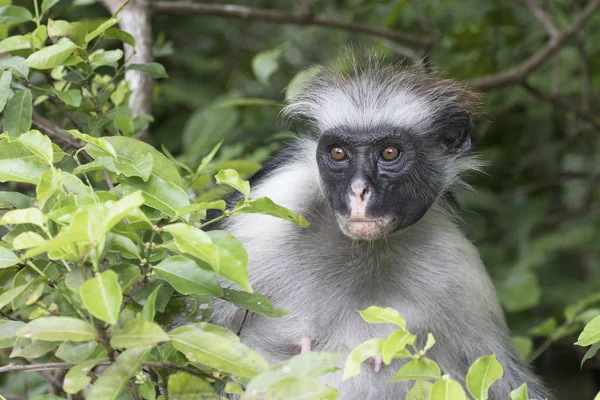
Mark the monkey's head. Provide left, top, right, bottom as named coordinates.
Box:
left=284, top=55, right=482, bottom=241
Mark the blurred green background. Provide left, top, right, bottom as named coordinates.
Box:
left=4, top=0, right=600, bottom=398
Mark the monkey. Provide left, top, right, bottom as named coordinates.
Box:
left=206, top=55, right=550, bottom=399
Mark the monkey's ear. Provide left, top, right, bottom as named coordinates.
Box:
left=440, top=114, right=471, bottom=153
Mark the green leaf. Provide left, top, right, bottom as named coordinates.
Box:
left=0, top=207, right=45, bottom=227
left=23, top=38, right=78, bottom=70
left=175, top=200, right=226, bottom=219
left=4, top=89, right=32, bottom=135
left=142, top=285, right=160, bottom=322
left=234, top=197, right=309, bottom=228
left=0, top=319, right=25, bottom=348
left=0, top=191, right=33, bottom=209
left=359, top=306, right=407, bottom=330
left=41, top=0, right=61, bottom=15
left=68, top=129, right=117, bottom=159
left=152, top=256, right=223, bottom=296
left=221, top=289, right=289, bottom=317
left=0, top=246, right=18, bottom=268
left=252, top=48, right=282, bottom=84
left=108, top=233, right=140, bottom=259
left=388, top=358, right=442, bottom=382
left=16, top=316, right=97, bottom=342
left=14, top=130, right=54, bottom=165
left=64, top=358, right=105, bottom=394
left=0, top=70, right=12, bottom=113
left=0, top=5, right=33, bottom=25
left=342, top=338, right=384, bottom=380
left=0, top=35, right=31, bottom=52
left=116, top=152, right=152, bottom=181
left=430, top=376, right=467, bottom=400
left=168, top=372, right=220, bottom=399
left=0, top=56, right=29, bottom=79
left=55, top=341, right=98, bottom=363
left=407, top=380, right=434, bottom=400
left=581, top=341, right=600, bottom=368
left=170, top=326, right=269, bottom=381
left=10, top=336, right=59, bottom=358
left=576, top=315, right=600, bottom=346
left=87, top=345, right=152, bottom=400
left=509, top=383, right=528, bottom=400
left=381, top=329, right=416, bottom=364
left=85, top=17, right=120, bottom=43
left=243, top=377, right=338, bottom=400
left=162, top=223, right=219, bottom=271
left=512, top=336, right=533, bottom=361
left=113, top=263, right=142, bottom=292
left=529, top=317, right=557, bottom=337
left=37, top=169, right=62, bottom=209
left=104, top=28, right=135, bottom=46
left=80, top=270, right=122, bottom=325
left=499, top=271, right=541, bottom=312
left=208, top=230, right=251, bottom=292
left=466, top=355, right=504, bottom=400
left=0, top=282, right=31, bottom=309
left=55, top=89, right=82, bottom=107
left=110, top=320, right=170, bottom=348
left=215, top=169, right=250, bottom=197
left=120, top=175, right=189, bottom=217
left=423, top=333, right=436, bottom=353
left=90, top=49, right=123, bottom=68
left=104, top=190, right=145, bottom=232
left=128, top=62, right=169, bottom=78
left=183, top=108, right=238, bottom=165
left=0, top=158, right=47, bottom=184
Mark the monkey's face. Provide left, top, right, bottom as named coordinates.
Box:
left=316, top=125, right=461, bottom=241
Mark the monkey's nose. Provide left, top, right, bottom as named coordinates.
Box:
left=350, top=180, right=371, bottom=201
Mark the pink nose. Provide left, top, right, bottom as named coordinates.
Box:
left=350, top=180, right=371, bottom=201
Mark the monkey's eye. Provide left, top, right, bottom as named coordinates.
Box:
left=330, top=146, right=347, bottom=161
left=381, top=146, right=400, bottom=161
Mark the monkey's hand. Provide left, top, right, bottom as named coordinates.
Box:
left=369, top=355, right=383, bottom=373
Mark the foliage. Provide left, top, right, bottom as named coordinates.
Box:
left=0, top=0, right=600, bottom=398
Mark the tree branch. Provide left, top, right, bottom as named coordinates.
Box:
left=468, top=0, right=600, bottom=91
left=32, top=113, right=82, bottom=150
left=521, top=82, right=600, bottom=130
left=150, top=2, right=434, bottom=47
left=517, top=0, right=559, bottom=38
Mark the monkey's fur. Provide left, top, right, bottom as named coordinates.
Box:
left=209, top=57, right=550, bottom=399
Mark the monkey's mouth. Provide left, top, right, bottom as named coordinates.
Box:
left=338, top=216, right=395, bottom=241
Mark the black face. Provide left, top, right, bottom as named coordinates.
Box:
left=316, top=123, right=469, bottom=240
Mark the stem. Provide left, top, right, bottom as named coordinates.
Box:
left=32, top=0, right=40, bottom=27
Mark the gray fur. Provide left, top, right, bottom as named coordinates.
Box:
left=209, top=60, right=549, bottom=399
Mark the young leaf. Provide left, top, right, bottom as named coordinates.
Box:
left=104, top=190, right=145, bottom=232
left=576, top=315, right=600, bottom=346
left=68, top=130, right=117, bottom=159
left=430, top=376, right=467, bottom=400
left=509, top=383, right=528, bottom=400
left=359, top=306, right=407, bottom=330
left=342, top=338, right=384, bottom=380
left=12, top=231, right=46, bottom=250
left=14, top=130, right=54, bottom=165
left=381, top=329, right=416, bottom=364
left=170, top=327, right=269, bottom=381
left=423, top=333, right=436, bottom=353
left=168, top=372, right=220, bottom=399
left=581, top=341, right=600, bottom=368
left=104, top=28, right=136, bottom=46
left=388, top=358, right=442, bottom=382
left=208, top=230, right=251, bottom=292
left=0, top=207, right=46, bottom=227
left=85, top=18, right=120, bottom=44
left=162, top=223, right=219, bottom=271
left=110, top=320, right=170, bottom=348
left=23, top=38, right=78, bottom=70
left=120, top=175, right=189, bottom=217
left=16, top=317, right=97, bottom=342
left=175, top=200, right=226, bottom=219
left=80, top=270, right=122, bottom=325
left=407, top=380, right=434, bottom=400
left=0, top=246, right=18, bottom=268
left=221, top=289, right=289, bottom=318
left=234, top=197, right=309, bottom=228
left=55, top=89, right=82, bottom=107
left=128, top=62, right=169, bottom=78
left=215, top=169, right=250, bottom=197
left=466, top=355, right=504, bottom=400
left=0, top=5, right=33, bottom=25
left=4, top=89, right=32, bottom=135
left=63, top=358, right=106, bottom=394
left=87, top=345, right=152, bottom=400
left=142, top=285, right=160, bottom=322
left=152, top=256, right=223, bottom=296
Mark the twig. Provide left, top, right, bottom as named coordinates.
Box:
left=574, top=0, right=592, bottom=112
left=521, top=82, right=600, bottom=130
left=517, top=0, right=559, bottom=38
left=409, top=0, right=434, bottom=38
left=32, top=113, right=82, bottom=150
left=468, top=0, right=600, bottom=90
left=379, top=39, right=422, bottom=64
left=150, top=2, right=434, bottom=47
